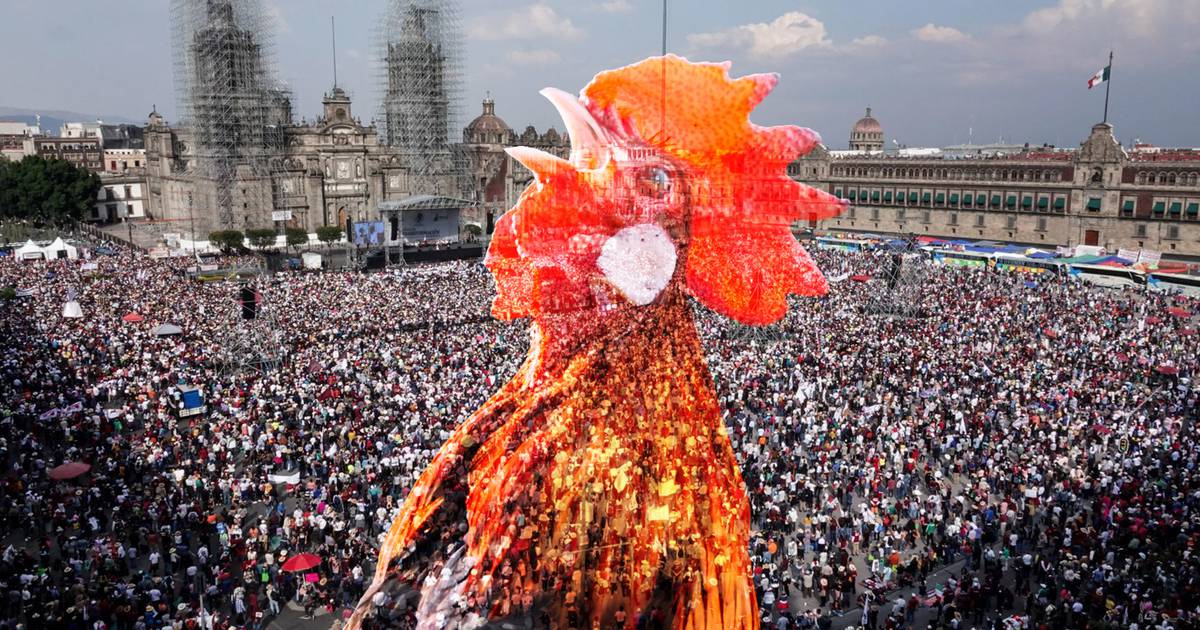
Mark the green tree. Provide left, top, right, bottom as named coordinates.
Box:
left=284, top=227, right=308, bottom=252
left=246, top=228, right=277, bottom=250
left=0, top=156, right=101, bottom=226
left=208, top=230, right=244, bottom=253
left=316, top=225, right=343, bottom=246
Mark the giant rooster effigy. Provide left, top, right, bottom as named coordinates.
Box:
left=350, top=55, right=846, bottom=630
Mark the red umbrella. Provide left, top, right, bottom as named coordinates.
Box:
left=1146, top=316, right=1163, bottom=325
left=1042, top=328, right=1059, bottom=339
left=1181, top=328, right=1197, bottom=336
left=122, top=312, right=144, bottom=323
left=1167, top=307, right=1192, bottom=318
left=851, top=274, right=871, bottom=283
left=48, top=462, right=91, bottom=480
left=281, top=553, right=321, bottom=572
left=1156, top=365, right=1180, bottom=376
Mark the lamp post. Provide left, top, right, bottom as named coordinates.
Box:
left=188, top=191, right=197, bottom=257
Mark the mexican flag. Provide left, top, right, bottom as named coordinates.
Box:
left=1088, top=65, right=1110, bottom=89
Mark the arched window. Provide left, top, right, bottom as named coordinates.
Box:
left=1167, top=173, right=1176, bottom=185
left=1091, top=168, right=1103, bottom=184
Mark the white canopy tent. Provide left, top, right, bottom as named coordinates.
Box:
left=42, top=237, right=79, bottom=260
left=152, top=323, right=183, bottom=337
left=14, top=240, right=45, bottom=261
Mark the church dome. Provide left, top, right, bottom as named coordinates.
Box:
left=465, top=98, right=511, bottom=144
left=849, top=107, right=883, bottom=151
left=853, top=107, right=882, bottom=135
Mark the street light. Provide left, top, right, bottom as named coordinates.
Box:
left=188, top=191, right=197, bottom=257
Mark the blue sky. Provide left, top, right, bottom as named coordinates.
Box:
left=1, top=0, right=1197, bottom=148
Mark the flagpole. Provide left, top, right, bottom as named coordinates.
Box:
left=1103, top=50, right=1112, bottom=124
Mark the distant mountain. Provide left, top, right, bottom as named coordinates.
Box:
left=0, top=106, right=142, bottom=136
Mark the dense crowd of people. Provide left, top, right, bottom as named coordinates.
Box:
left=0, top=241, right=1196, bottom=630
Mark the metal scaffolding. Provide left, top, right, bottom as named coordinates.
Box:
left=215, top=279, right=286, bottom=377
left=171, top=0, right=290, bottom=233
left=376, top=0, right=465, bottom=196
left=862, top=236, right=931, bottom=320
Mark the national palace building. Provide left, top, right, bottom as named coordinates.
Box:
left=788, top=109, right=1200, bottom=258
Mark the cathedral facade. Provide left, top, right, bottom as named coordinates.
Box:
left=143, top=91, right=566, bottom=240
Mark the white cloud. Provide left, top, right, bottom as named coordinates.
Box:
left=850, top=35, right=888, bottom=48
left=910, top=23, right=970, bottom=44
left=505, top=49, right=562, bottom=66
left=1017, top=0, right=1197, bottom=39
left=468, top=4, right=583, bottom=41
left=595, top=0, right=633, bottom=13
left=688, top=11, right=831, bottom=59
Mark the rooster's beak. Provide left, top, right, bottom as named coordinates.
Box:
left=540, top=87, right=612, bottom=172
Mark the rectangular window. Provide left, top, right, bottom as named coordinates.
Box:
left=896, top=208, right=906, bottom=221
left=871, top=208, right=880, bottom=220
left=1037, top=217, right=1048, bottom=232
left=922, top=210, right=931, bottom=224
left=1135, top=224, right=1147, bottom=237
left=124, top=186, right=132, bottom=198
left=1167, top=225, right=1180, bottom=240
left=949, top=213, right=958, bottom=226
left=1006, top=216, right=1017, bottom=229
left=975, top=214, right=985, bottom=227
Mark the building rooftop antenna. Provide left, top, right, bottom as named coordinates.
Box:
left=331, top=16, right=338, bottom=89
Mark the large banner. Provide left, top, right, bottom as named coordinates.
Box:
left=1137, top=249, right=1161, bottom=266
left=402, top=208, right=460, bottom=244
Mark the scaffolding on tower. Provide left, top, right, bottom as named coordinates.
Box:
left=170, top=0, right=292, bottom=236
left=375, top=0, right=467, bottom=197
